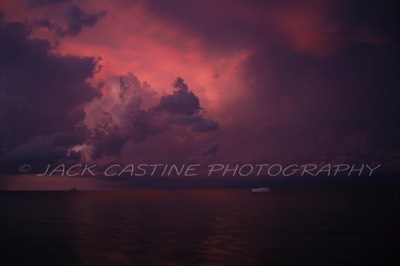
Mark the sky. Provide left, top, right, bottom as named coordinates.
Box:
left=0, top=0, right=399, bottom=188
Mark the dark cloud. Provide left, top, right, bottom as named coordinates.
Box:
left=192, top=119, right=219, bottom=133
left=29, top=4, right=107, bottom=38
left=90, top=129, right=127, bottom=160
left=233, top=41, right=400, bottom=168
left=155, top=78, right=218, bottom=135
left=89, top=108, right=161, bottom=160
left=143, top=0, right=400, bottom=169
left=157, top=77, right=200, bottom=115
left=0, top=16, right=100, bottom=172
left=33, top=18, right=63, bottom=37
left=62, top=5, right=106, bottom=36
left=87, top=76, right=219, bottom=160
left=169, top=114, right=219, bottom=133
left=202, top=143, right=219, bottom=158
left=25, top=0, right=68, bottom=8
left=145, top=0, right=399, bottom=54
left=169, top=114, right=204, bottom=125
left=0, top=131, right=84, bottom=164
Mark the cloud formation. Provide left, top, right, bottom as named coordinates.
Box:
left=30, top=4, right=106, bottom=38
left=158, top=77, right=200, bottom=115
left=1, top=11, right=220, bottom=170
left=85, top=75, right=219, bottom=161
left=63, top=4, right=106, bottom=36
left=25, top=0, right=68, bottom=8
left=1, top=0, right=399, bottom=176
left=202, top=143, right=219, bottom=158
left=143, top=0, right=399, bottom=170
left=0, top=14, right=100, bottom=172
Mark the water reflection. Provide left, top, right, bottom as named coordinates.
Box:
left=62, top=190, right=275, bottom=265
left=1, top=188, right=399, bottom=265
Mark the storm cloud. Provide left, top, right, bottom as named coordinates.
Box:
left=1, top=0, right=399, bottom=176
left=0, top=14, right=100, bottom=172
left=142, top=0, right=400, bottom=170
left=25, top=0, right=68, bottom=8
left=62, top=5, right=106, bottom=36
left=86, top=75, right=219, bottom=160
left=30, top=4, right=107, bottom=38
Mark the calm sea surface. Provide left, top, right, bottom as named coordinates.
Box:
left=1, top=187, right=399, bottom=265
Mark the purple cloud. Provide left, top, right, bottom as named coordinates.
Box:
left=62, top=5, right=107, bottom=36
left=0, top=15, right=100, bottom=172
left=86, top=75, right=219, bottom=160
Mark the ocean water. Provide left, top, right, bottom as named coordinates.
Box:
left=1, top=187, right=399, bottom=265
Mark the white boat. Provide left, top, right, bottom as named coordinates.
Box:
left=251, top=187, right=270, bottom=193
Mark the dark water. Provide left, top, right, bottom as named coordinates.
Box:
left=1, top=187, right=400, bottom=265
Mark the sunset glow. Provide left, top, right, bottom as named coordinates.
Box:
left=1, top=0, right=399, bottom=184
